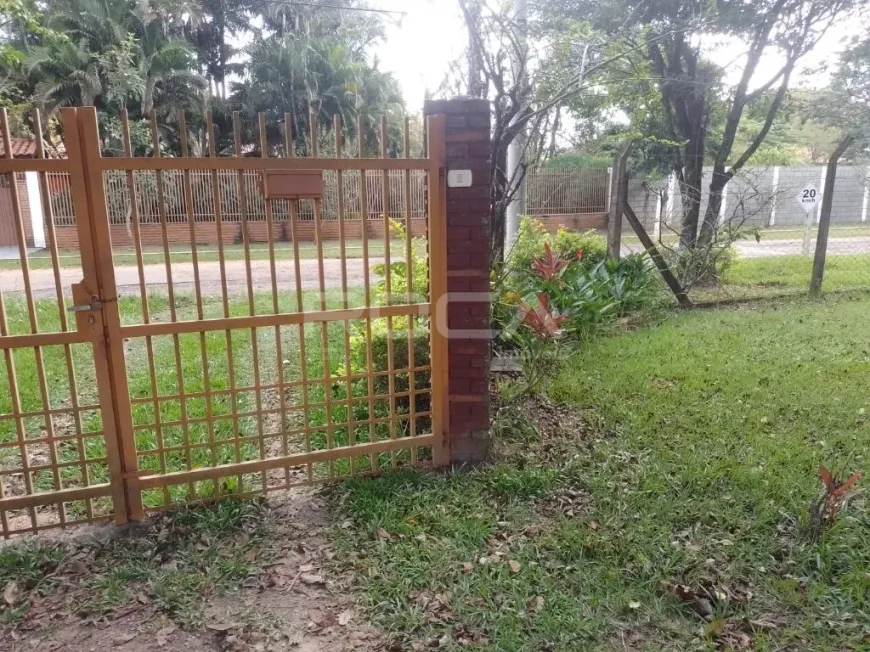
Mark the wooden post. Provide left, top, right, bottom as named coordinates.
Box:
left=623, top=203, right=692, bottom=307
left=810, top=135, right=854, bottom=297
left=607, top=141, right=634, bottom=259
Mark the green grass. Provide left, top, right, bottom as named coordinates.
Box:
left=723, top=253, right=870, bottom=294
left=0, top=499, right=271, bottom=627
left=0, top=287, right=427, bottom=514
left=336, top=293, right=870, bottom=650
left=0, top=239, right=405, bottom=270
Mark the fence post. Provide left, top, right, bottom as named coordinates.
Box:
left=769, top=166, right=780, bottom=227
left=423, top=98, right=493, bottom=464
left=862, top=166, right=869, bottom=222
left=815, top=166, right=827, bottom=225
left=607, top=142, right=633, bottom=259
left=718, top=176, right=729, bottom=227
left=654, top=187, right=663, bottom=241
left=810, top=135, right=854, bottom=297
left=666, top=172, right=676, bottom=226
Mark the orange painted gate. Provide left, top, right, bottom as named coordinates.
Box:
left=0, top=107, right=448, bottom=536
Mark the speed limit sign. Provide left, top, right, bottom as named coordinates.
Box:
left=797, top=184, right=821, bottom=213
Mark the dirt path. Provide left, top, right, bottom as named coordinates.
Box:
left=2, top=490, right=382, bottom=652
left=0, top=258, right=391, bottom=298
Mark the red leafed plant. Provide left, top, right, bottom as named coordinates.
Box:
left=518, top=292, right=569, bottom=340
left=810, top=465, right=863, bottom=539
left=531, top=243, right=574, bottom=282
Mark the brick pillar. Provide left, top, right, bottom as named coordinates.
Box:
left=424, top=97, right=492, bottom=464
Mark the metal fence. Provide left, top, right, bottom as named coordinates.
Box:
left=47, top=169, right=428, bottom=227
left=525, top=167, right=609, bottom=216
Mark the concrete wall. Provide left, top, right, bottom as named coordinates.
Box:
left=627, top=166, right=870, bottom=236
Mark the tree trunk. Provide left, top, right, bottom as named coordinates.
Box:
left=679, top=155, right=704, bottom=248
left=698, top=167, right=728, bottom=245
left=547, top=107, right=561, bottom=159
left=491, top=142, right=509, bottom=263
left=465, top=2, right=486, bottom=98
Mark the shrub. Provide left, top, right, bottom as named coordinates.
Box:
left=371, top=219, right=429, bottom=304
left=496, top=244, right=659, bottom=346
left=506, top=216, right=607, bottom=276
left=347, top=320, right=431, bottom=400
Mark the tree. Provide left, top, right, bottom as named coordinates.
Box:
left=452, top=0, right=632, bottom=262
left=231, top=24, right=402, bottom=155
left=806, top=37, right=870, bottom=295
left=0, top=0, right=396, bottom=156
left=550, top=0, right=857, bottom=248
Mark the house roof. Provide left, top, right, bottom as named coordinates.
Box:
left=0, top=137, right=37, bottom=158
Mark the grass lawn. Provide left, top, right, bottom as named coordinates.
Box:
left=336, top=292, right=870, bottom=650
left=697, top=253, right=870, bottom=302
left=0, top=238, right=407, bottom=270
left=0, top=287, right=426, bottom=515
left=725, top=253, right=870, bottom=293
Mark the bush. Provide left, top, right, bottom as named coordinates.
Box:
left=347, top=320, right=431, bottom=400
left=506, top=216, right=607, bottom=276
left=371, top=219, right=429, bottom=304
left=496, top=238, right=659, bottom=346
left=662, top=234, right=740, bottom=289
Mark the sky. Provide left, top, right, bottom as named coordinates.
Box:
left=368, top=0, right=865, bottom=113
left=371, top=0, right=466, bottom=111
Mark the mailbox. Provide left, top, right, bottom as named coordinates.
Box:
left=262, top=169, right=324, bottom=200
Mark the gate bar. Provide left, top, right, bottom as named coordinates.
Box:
left=134, top=435, right=436, bottom=490
left=72, top=107, right=144, bottom=520
left=427, top=115, right=449, bottom=467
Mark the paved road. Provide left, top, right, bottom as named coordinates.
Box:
left=0, top=258, right=387, bottom=298
left=733, top=236, right=870, bottom=258
left=624, top=235, right=870, bottom=259
left=3, top=235, right=869, bottom=298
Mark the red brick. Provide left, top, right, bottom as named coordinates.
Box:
left=450, top=378, right=471, bottom=394
left=53, top=218, right=429, bottom=249
left=453, top=366, right=487, bottom=380
left=450, top=403, right=472, bottom=420
left=447, top=276, right=491, bottom=294
left=451, top=342, right=490, bottom=356
left=447, top=159, right=489, bottom=171
left=447, top=253, right=470, bottom=267
left=450, top=438, right=489, bottom=463
left=468, top=114, right=491, bottom=129
left=448, top=199, right=490, bottom=214
left=425, top=99, right=490, bottom=115
left=445, top=131, right=489, bottom=143
left=465, top=408, right=490, bottom=430
left=447, top=115, right=469, bottom=129
left=448, top=186, right=490, bottom=200
left=448, top=214, right=490, bottom=227
left=468, top=142, right=492, bottom=158
left=447, top=143, right=469, bottom=158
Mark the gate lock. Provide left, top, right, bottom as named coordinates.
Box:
left=67, top=299, right=103, bottom=313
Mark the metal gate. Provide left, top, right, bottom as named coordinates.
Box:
left=0, top=106, right=448, bottom=536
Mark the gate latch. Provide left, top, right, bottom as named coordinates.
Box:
left=68, top=282, right=103, bottom=313
left=68, top=300, right=102, bottom=313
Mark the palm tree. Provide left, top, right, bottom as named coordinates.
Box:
left=25, top=38, right=104, bottom=112
left=138, top=21, right=206, bottom=118
left=232, top=31, right=403, bottom=155
left=20, top=0, right=205, bottom=122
